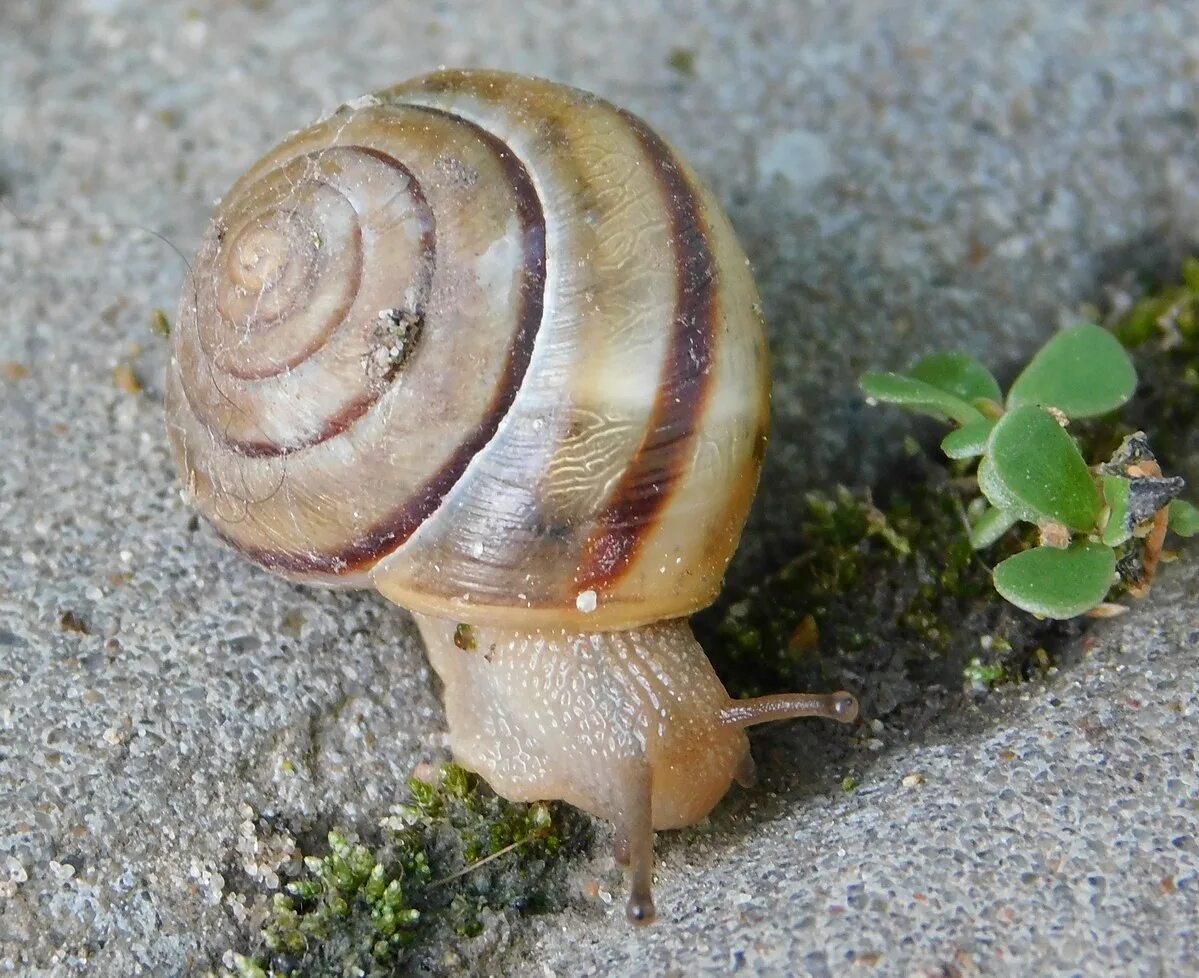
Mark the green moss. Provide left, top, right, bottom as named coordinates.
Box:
left=962, top=657, right=1008, bottom=690
left=1106, top=257, right=1199, bottom=476
left=1111, top=256, right=1199, bottom=351
left=234, top=764, right=590, bottom=978
left=695, top=477, right=1070, bottom=714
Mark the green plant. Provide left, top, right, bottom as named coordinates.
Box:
left=861, top=325, right=1198, bottom=619
left=231, top=764, right=589, bottom=978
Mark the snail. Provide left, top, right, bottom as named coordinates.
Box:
left=166, top=69, right=858, bottom=925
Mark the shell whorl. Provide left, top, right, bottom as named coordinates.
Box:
left=167, top=70, right=769, bottom=629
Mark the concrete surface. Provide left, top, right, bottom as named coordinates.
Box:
left=1, top=0, right=1197, bottom=975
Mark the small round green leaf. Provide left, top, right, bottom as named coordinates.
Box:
left=993, top=542, right=1117, bottom=619
left=1169, top=499, right=1199, bottom=537
left=969, top=506, right=1019, bottom=550
left=1006, top=324, right=1137, bottom=418
left=1100, top=475, right=1133, bottom=547
left=909, top=352, right=1003, bottom=407
left=941, top=419, right=996, bottom=459
left=861, top=372, right=986, bottom=425
left=986, top=405, right=1101, bottom=532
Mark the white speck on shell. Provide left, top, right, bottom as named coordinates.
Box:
left=575, top=589, right=598, bottom=613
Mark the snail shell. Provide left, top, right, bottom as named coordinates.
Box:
left=166, top=69, right=769, bottom=629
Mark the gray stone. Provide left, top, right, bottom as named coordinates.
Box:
left=1, top=1, right=1196, bottom=975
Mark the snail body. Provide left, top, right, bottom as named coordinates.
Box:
left=167, top=69, right=857, bottom=925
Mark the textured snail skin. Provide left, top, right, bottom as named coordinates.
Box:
left=166, top=69, right=857, bottom=925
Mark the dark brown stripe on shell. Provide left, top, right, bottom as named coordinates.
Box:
left=204, top=150, right=434, bottom=456
left=229, top=106, right=547, bottom=575
left=576, top=111, right=718, bottom=590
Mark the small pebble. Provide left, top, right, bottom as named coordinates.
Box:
left=48, top=860, right=76, bottom=883
left=113, top=362, right=143, bottom=395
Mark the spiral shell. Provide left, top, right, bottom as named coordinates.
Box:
left=166, top=70, right=769, bottom=629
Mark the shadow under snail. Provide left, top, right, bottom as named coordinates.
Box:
left=165, top=69, right=859, bottom=925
